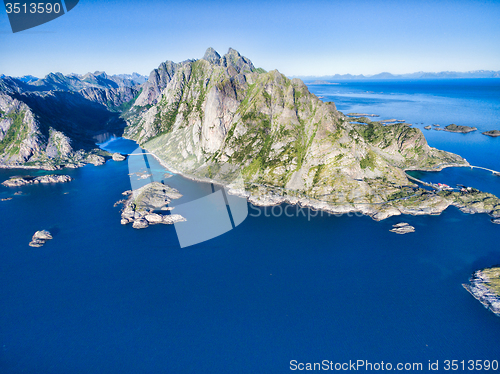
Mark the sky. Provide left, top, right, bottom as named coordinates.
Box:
left=1, top=0, right=500, bottom=78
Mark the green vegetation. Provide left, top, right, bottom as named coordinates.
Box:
left=482, top=267, right=500, bottom=296
left=0, top=111, right=27, bottom=156
left=360, top=151, right=376, bottom=170
left=312, top=164, right=324, bottom=185
left=116, top=88, right=143, bottom=113
left=387, top=187, right=415, bottom=201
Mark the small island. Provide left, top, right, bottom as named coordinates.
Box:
left=389, top=222, right=415, bottom=234
left=2, top=174, right=72, bottom=187
left=482, top=130, right=500, bottom=137
left=307, top=80, right=340, bottom=85
left=119, top=181, right=186, bottom=229
left=29, top=230, right=53, bottom=247
left=112, top=153, right=127, bottom=161
left=463, top=267, right=500, bottom=317
left=346, top=113, right=380, bottom=117
left=444, top=124, right=477, bottom=133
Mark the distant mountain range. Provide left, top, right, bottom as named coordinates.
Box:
left=0, top=72, right=148, bottom=89
left=294, top=70, right=500, bottom=81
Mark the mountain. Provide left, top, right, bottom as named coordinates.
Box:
left=2, top=47, right=498, bottom=220
left=114, top=73, right=148, bottom=85
left=121, top=47, right=469, bottom=219
left=29, top=71, right=140, bottom=91
left=297, top=70, right=500, bottom=81
left=0, top=71, right=143, bottom=168
left=15, top=75, right=39, bottom=83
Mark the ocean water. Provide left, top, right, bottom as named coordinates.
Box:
left=1, top=80, right=500, bottom=373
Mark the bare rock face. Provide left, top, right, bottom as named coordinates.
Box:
left=79, top=86, right=140, bottom=109
left=144, top=213, right=163, bottom=224
left=112, top=153, right=126, bottom=161
left=29, top=230, right=53, bottom=247
left=45, top=129, right=73, bottom=158
left=132, top=218, right=149, bottom=229
left=162, top=214, right=186, bottom=224
left=202, top=47, right=221, bottom=65
left=463, top=267, right=500, bottom=317
left=85, top=154, right=106, bottom=166
left=0, top=93, right=44, bottom=164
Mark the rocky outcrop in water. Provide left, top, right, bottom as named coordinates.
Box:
left=2, top=174, right=72, bottom=187
left=29, top=230, right=53, bottom=247
left=444, top=124, right=477, bottom=133
left=463, top=267, right=500, bottom=317
left=112, top=153, right=126, bottom=161
left=119, top=182, right=186, bottom=228
left=389, top=222, right=415, bottom=234
left=482, top=130, right=500, bottom=137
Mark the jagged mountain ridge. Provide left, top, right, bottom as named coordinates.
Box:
left=0, top=70, right=145, bottom=168
left=123, top=48, right=466, bottom=207
left=2, top=47, right=495, bottom=220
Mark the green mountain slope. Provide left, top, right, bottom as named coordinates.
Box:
left=123, top=48, right=468, bottom=214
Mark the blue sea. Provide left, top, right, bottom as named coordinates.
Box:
left=1, top=79, right=499, bottom=373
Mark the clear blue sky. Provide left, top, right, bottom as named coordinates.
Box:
left=1, top=0, right=499, bottom=77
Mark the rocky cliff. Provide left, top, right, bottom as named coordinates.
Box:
left=0, top=71, right=144, bottom=169
left=122, top=47, right=469, bottom=218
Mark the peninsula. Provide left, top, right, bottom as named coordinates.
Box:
left=463, top=267, right=500, bottom=317
left=120, top=48, right=499, bottom=222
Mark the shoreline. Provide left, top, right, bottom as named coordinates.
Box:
left=2, top=138, right=497, bottom=223
left=140, top=144, right=498, bottom=222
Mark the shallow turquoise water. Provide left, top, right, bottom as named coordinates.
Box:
left=1, top=80, right=499, bottom=373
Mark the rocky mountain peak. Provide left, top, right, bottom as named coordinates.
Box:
left=202, top=47, right=221, bottom=65
left=221, top=48, right=255, bottom=74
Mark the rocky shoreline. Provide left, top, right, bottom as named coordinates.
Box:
left=0, top=150, right=109, bottom=171
left=463, top=267, right=500, bottom=317
left=2, top=174, right=72, bottom=187
left=134, top=147, right=500, bottom=224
